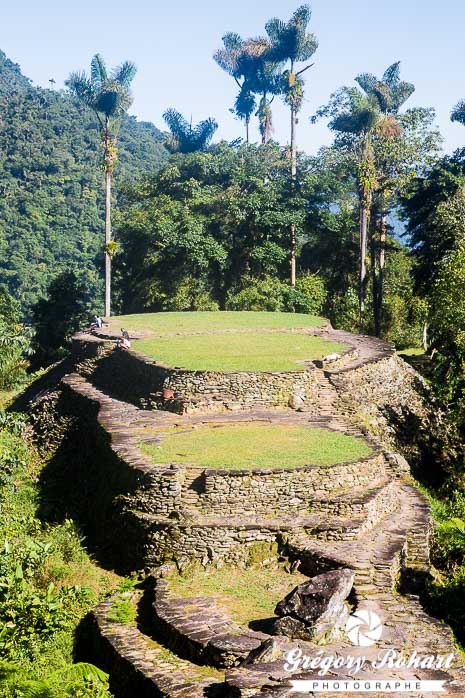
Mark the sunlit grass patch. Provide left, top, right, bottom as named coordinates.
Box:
left=140, top=422, right=372, bottom=469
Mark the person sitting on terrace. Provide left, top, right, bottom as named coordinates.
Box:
left=84, top=315, right=103, bottom=333
left=118, top=328, right=131, bottom=350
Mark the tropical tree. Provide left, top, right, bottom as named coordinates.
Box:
left=451, top=99, right=465, bottom=127
left=314, top=87, right=382, bottom=330
left=32, top=270, right=95, bottom=366
left=66, top=54, right=137, bottom=317
left=265, top=4, right=318, bottom=285
left=355, top=63, right=414, bottom=333
left=314, top=65, right=412, bottom=331
left=162, top=108, right=218, bottom=153
left=214, top=33, right=258, bottom=143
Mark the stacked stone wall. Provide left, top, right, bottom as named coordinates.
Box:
left=327, top=353, right=453, bottom=480
left=73, top=334, right=326, bottom=414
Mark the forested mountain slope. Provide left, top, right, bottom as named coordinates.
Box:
left=0, top=50, right=168, bottom=312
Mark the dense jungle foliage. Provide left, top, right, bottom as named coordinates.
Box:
left=0, top=50, right=168, bottom=313
left=0, top=410, right=123, bottom=696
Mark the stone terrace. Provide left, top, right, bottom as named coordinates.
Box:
left=27, top=317, right=465, bottom=696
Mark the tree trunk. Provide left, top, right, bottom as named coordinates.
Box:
left=245, top=116, right=249, bottom=144
left=370, top=220, right=378, bottom=335
left=422, top=322, right=428, bottom=351
left=359, top=199, right=368, bottom=334
left=375, top=208, right=387, bottom=337
left=290, top=102, right=297, bottom=287
left=105, top=167, right=111, bottom=318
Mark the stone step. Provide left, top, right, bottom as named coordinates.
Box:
left=149, top=579, right=267, bottom=669
left=87, top=591, right=225, bottom=697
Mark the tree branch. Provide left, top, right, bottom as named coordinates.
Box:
left=296, top=63, right=315, bottom=77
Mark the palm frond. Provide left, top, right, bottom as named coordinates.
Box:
left=193, top=117, right=218, bottom=145
left=355, top=72, right=377, bottom=95
left=292, top=4, right=312, bottom=25
left=382, top=61, right=401, bottom=88
left=163, top=108, right=190, bottom=139
left=375, top=113, right=403, bottom=138
left=234, top=86, right=256, bottom=121
left=67, top=54, right=135, bottom=123
left=264, top=18, right=286, bottom=43
left=112, top=60, right=137, bottom=88
left=51, top=662, right=109, bottom=685
left=392, top=80, right=415, bottom=110
left=90, top=53, right=108, bottom=88
left=451, top=99, right=465, bottom=126
left=265, top=5, right=316, bottom=63
left=163, top=108, right=217, bottom=153
left=222, top=32, right=243, bottom=50
left=372, top=82, right=394, bottom=113
left=65, top=71, right=96, bottom=109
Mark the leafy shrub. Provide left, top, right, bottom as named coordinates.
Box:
left=107, top=596, right=136, bottom=624
left=0, top=424, right=117, bottom=691
left=0, top=288, right=33, bottom=390
left=226, top=276, right=287, bottom=311
left=0, top=412, right=28, bottom=436
left=284, top=274, right=327, bottom=314
left=0, top=660, right=111, bottom=697
left=330, top=288, right=360, bottom=332
left=164, top=278, right=219, bottom=311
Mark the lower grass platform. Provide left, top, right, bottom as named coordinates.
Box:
left=139, top=421, right=372, bottom=469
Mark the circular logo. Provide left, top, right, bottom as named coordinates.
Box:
left=345, top=609, right=383, bottom=646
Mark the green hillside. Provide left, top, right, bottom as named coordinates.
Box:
left=0, top=50, right=168, bottom=312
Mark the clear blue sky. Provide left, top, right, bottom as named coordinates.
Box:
left=2, top=0, right=465, bottom=154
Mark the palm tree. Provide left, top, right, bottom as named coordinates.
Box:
left=214, top=34, right=280, bottom=144
left=317, top=63, right=412, bottom=333
left=356, top=63, right=414, bottom=334
left=66, top=54, right=137, bottom=317
left=324, top=88, right=396, bottom=331
left=252, top=47, right=282, bottom=144
left=162, top=109, right=218, bottom=153
left=214, top=33, right=257, bottom=143
left=265, top=4, right=318, bottom=285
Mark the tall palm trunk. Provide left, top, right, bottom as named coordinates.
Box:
left=245, top=116, right=250, bottom=144
left=105, top=168, right=111, bottom=317
left=359, top=199, right=368, bottom=333
left=103, top=126, right=113, bottom=318
left=358, top=136, right=375, bottom=334
left=375, top=206, right=387, bottom=337
left=290, top=60, right=297, bottom=287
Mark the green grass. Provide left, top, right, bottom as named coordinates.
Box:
left=167, top=563, right=308, bottom=626
left=108, top=310, right=326, bottom=336
left=397, top=347, right=425, bottom=357
left=135, top=332, right=346, bottom=371
left=139, top=422, right=372, bottom=469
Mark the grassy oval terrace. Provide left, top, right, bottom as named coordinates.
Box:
left=164, top=557, right=309, bottom=629
left=105, top=311, right=347, bottom=371
left=139, top=421, right=372, bottom=470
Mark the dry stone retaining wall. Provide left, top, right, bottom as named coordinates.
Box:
left=72, top=333, right=331, bottom=414
left=327, top=352, right=453, bottom=479
left=178, top=453, right=387, bottom=517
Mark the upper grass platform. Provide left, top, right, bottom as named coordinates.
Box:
left=108, top=311, right=326, bottom=335
left=106, top=311, right=345, bottom=372
left=139, top=422, right=372, bottom=469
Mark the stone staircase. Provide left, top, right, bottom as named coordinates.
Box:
left=27, top=324, right=465, bottom=696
